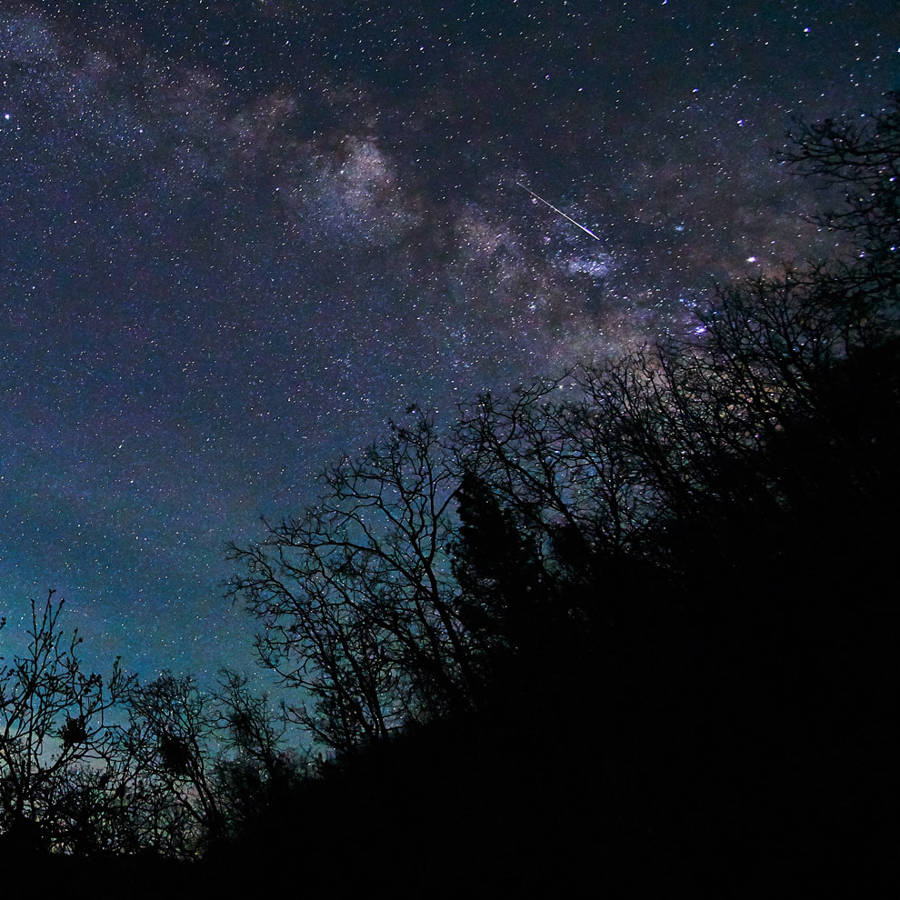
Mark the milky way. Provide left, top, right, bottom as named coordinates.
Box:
left=0, top=1, right=894, bottom=682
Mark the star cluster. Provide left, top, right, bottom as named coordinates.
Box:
left=0, top=1, right=893, bottom=680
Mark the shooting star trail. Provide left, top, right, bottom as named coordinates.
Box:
left=516, top=183, right=601, bottom=241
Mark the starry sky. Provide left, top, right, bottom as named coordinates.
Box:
left=0, top=1, right=895, bottom=684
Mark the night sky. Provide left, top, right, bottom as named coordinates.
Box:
left=1, top=1, right=894, bottom=684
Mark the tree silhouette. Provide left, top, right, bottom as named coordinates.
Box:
left=206, top=670, right=301, bottom=850
left=0, top=591, right=132, bottom=857
left=226, top=412, right=484, bottom=751
left=116, top=672, right=222, bottom=856
left=786, top=91, right=899, bottom=269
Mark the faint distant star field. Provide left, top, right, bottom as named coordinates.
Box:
left=0, top=1, right=894, bottom=682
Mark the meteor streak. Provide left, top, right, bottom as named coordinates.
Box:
left=516, top=182, right=601, bottom=241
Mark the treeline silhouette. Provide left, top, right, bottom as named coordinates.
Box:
left=2, top=98, right=896, bottom=895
